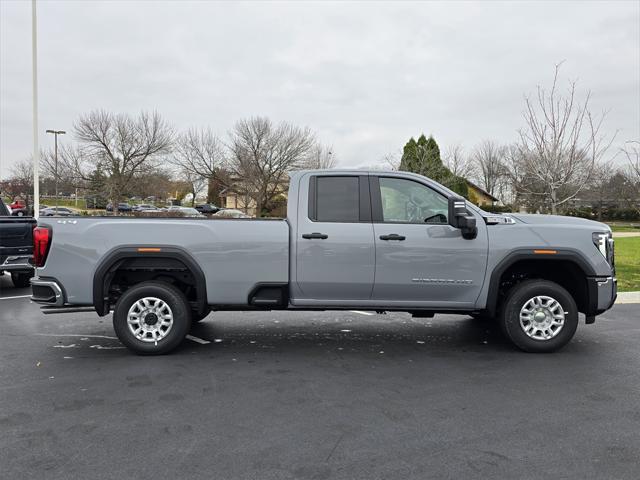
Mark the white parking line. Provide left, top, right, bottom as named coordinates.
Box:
left=35, top=333, right=119, bottom=340
left=0, top=295, right=31, bottom=300
left=349, top=310, right=374, bottom=316
left=186, top=334, right=211, bottom=345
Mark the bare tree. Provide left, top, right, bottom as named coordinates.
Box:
left=73, top=110, right=174, bottom=213
left=584, top=160, right=616, bottom=220
left=621, top=141, right=640, bottom=214
left=172, top=128, right=227, bottom=203
left=4, top=159, right=34, bottom=203
left=229, top=117, right=316, bottom=216
left=471, top=140, right=507, bottom=199
left=444, top=144, right=476, bottom=179
left=181, top=169, right=208, bottom=206
left=303, top=144, right=336, bottom=169
left=367, top=151, right=401, bottom=171
left=622, top=140, right=640, bottom=181
left=518, top=63, right=615, bottom=214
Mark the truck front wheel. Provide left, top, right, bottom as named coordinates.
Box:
left=113, top=281, right=192, bottom=355
left=500, top=279, right=578, bottom=353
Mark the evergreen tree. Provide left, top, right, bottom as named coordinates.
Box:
left=399, top=133, right=468, bottom=198
left=399, top=137, right=418, bottom=172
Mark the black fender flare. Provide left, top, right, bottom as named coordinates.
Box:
left=92, top=245, right=207, bottom=316
left=484, top=248, right=596, bottom=317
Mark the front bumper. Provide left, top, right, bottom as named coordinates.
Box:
left=0, top=255, right=34, bottom=273
left=586, top=276, right=617, bottom=319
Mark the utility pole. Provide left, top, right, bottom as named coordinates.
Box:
left=46, top=130, right=66, bottom=211
left=32, top=0, right=39, bottom=218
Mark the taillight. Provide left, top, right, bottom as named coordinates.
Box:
left=33, top=226, right=52, bottom=267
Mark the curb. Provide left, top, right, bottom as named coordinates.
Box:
left=616, top=291, right=640, bottom=304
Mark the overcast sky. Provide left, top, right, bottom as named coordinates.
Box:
left=1, top=0, right=638, bottom=178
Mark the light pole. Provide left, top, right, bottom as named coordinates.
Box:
left=46, top=130, right=66, bottom=211
left=32, top=0, right=39, bottom=218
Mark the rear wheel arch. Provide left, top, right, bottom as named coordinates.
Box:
left=93, top=246, right=207, bottom=317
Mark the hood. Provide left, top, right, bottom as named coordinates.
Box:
left=507, top=213, right=610, bottom=231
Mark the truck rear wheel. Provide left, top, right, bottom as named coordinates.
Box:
left=500, top=279, right=578, bottom=353
left=113, top=281, right=192, bottom=355
left=11, top=271, right=33, bottom=288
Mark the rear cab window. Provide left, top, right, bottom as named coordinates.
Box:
left=308, top=175, right=371, bottom=223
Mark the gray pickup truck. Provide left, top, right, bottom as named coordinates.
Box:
left=30, top=170, right=616, bottom=354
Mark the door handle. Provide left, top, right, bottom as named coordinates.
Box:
left=379, top=234, right=406, bottom=241
left=302, top=232, right=329, bottom=240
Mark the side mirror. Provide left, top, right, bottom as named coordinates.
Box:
left=448, top=196, right=477, bottom=240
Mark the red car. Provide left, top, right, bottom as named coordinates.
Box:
left=9, top=200, right=25, bottom=210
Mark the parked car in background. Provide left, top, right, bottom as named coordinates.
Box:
left=135, top=209, right=167, bottom=216
left=40, top=207, right=77, bottom=217
left=195, top=203, right=221, bottom=215
left=11, top=206, right=29, bottom=216
left=133, top=204, right=155, bottom=212
left=167, top=206, right=205, bottom=217
left=0, top=197, right=35, bottom=287
left=9, top=200, right=25, bottom=210
left=213, top=208, right=252, bottom=218
left=106, top=202, right=133, bottom=212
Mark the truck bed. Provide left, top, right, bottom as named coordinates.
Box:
left=37, top=217, right=290, bottom=305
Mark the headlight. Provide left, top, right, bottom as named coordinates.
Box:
left=592, top=232, right=615, bottom=272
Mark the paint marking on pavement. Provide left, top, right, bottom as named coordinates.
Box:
left=349, top=310, right=374, bottom=316
left=35, top=333, right=119, bottom=340
left=0, top=295, right=31, bottom=300
left=186, top=334, right=211, bottom=345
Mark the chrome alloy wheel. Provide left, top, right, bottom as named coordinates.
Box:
left=127, top=297, right=174, bottom=343
left=519, top=295, right=566, bottom=341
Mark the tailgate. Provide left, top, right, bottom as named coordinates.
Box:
left=0, top=218, right=36, bottom=256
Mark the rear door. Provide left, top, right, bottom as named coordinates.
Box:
left=294, top=174, right=375, bottom=302
left=370, top=175, right=488, bottom=308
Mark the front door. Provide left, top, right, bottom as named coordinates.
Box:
left=370, top=175, right=488, bottom=308
left=294, top=174, right=375, bottom=303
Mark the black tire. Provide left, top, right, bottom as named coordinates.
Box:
left=113, top=281, right=191, bottom=355
left=191, top=308, right=211, bottom=323
left=500, top=279, right=578, bottom=353
left=11, top=271, right=33, bottom=288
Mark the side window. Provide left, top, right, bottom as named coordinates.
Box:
left=379, top=177, right=448, bottom=224
left=310, top=176, right=360, bottom=222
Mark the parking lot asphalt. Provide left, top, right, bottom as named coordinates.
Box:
left=1, top=273, right=639, bottom=480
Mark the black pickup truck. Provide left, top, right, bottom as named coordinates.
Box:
left=0, top=197, right=36, bottom=287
